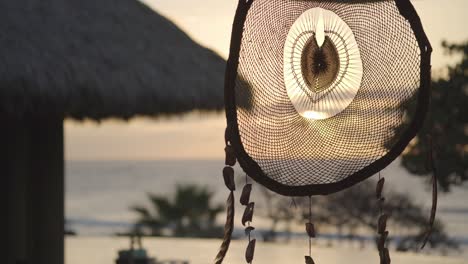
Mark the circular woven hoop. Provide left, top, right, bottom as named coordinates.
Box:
left=224, top=0, right=432, bottom=196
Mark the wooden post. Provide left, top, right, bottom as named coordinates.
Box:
left=4, top=117, right=29, bottom=264
left=3, top=116, right=64, bottom=264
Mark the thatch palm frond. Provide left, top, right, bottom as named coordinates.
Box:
left=0, top=0, right=226, bottom=119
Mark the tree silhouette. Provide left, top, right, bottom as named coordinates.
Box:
left=401, top=41, right=467, bottom=191
left=131, top=184, right=224, bottom=238
left=306, top=180, right=458, bottom=252
left=254, top=179, right=457, bottom=252
left=257, top=185, right=300, bottom=242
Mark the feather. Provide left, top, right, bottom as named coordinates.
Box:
left=421, top=170, right=438, bottom=249
left=377, top=231, right=388, bottom=251
left=306, top=223, right=316, bottom=238
left=380, top=248, right=391, bottom=264
left=225, top=145, right=237, bottom=166
left=242, top=202, right=255, bottom=226
left=305, top=256, right=315, bottom=264
left=240, top=184, right=252, bottom=206
left=245, top=239, right=256, bottom=263
left=376, top=177, right=385, bottom=199
left=378, top=214, right=388, bottom=235
left=223, top=167, right=236, bottom=191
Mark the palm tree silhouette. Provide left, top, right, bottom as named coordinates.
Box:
left=131, top=184, right=224, bottom=238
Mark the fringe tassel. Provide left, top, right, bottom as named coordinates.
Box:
left=421, top=135, right=438, bottom=249
left=421, top=65, right=438, bottom=249
left=376, top=172, right=391, bottom=264
left=214, top=192, right=235, bottom=264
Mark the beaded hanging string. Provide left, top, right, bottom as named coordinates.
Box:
left=305, top=196, right=316, bottom=264
left=214, top=127, right=237, bottom=264
left=241, top=173, right=256, bottom=263
left=376, top=172, right=390, bottom=264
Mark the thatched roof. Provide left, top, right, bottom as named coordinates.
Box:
left=0, top=0, right=225, bottom=119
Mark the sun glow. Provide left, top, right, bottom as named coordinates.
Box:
left=283, top=7, right=363, bottom=120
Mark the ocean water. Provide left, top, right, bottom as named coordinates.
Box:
left=66, top=237, right=466, bottom=264
left=66, top=160, right=227, bottom=234
left=65, top=159, right=468, bottom=262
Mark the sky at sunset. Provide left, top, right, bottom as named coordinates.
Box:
left=65, top=0, right=467, bottom=161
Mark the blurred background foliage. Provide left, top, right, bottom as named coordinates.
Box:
left=131, top=184, right=224, bottom=238
left=401, top=41, right=467, bottom=191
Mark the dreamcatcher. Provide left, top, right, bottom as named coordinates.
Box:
left=215, top=0, right=434, bottom=263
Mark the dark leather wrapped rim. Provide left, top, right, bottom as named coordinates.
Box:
left=224, top=0, right=432, bottom=197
